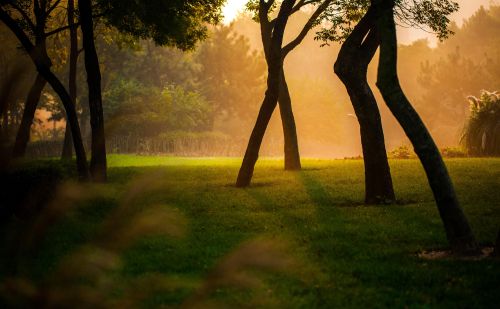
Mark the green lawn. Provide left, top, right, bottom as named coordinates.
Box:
left=1, top=155, right=499, bottom=308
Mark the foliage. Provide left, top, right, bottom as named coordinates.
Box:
left=462, top=90, right=500, bottom=156
left=440, top=146, right=467, bottom=158
left=96, top=0, right=225, bottom=50
left=195, top=24, right=266, bottom=129
left=388, top=144, right=415, bottom=159
left=315, top=0, right=459, bottom=43
left=103, top=79, right=212, bottom=138
left=0, top=159, right=76, bottom=221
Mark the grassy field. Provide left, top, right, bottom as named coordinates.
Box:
left=1, top=155, right=499, bottom=308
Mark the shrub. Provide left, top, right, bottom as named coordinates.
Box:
left=0, top=160, right=76, bottom=222
left=440, top=147, right=468, bottom=158
left=388, top=145, right=415, bottom=159
left=462, top=90, right=500, bottom=156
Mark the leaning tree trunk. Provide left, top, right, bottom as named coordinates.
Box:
left=334, top=7, right=394, bottom=204
left=236, top=0, right=295, bottom=187
left=62, top=0, right=78, bottom=160
left=0, top=7, right=89, bottom=180
left=278, top=68, right=301, bottom=170
left=79, top=0, right=107, bottom=182
left=260, top=20, right=301, bottom=171
left=375, top=0, right=478, bottom=254
left=12, top=74, right=46, bottom=158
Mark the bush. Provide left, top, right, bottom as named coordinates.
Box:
left=388, top=145, right=415, bottom=159
left=0, top=160, right=76, bottom=222
left=440, top=147, right=468, bottom=158
left=462, top=90, right=500, bottom=156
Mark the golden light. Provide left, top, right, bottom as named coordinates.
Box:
left=222, top=0, right=247, bottom=24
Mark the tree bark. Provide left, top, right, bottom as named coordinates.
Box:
left=79, top=0, right=107, bottom=182
left=334, top=7, right=394, bottom=204
left=260, top=15, right=301, bottom=171
left=62, top=0, right=78, bottom=160
left=375, top=0, right=478, bottom=254
left=278, top=68, right=301, bottom=170
left=12, top=74, right=47, bottom=158
left=236, top=0, right=296, bottom=187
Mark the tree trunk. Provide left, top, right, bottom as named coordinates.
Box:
left=62, top=0, right=78, bottom=160
left=79, top=0, right=107, bottom=182
left=0, top=7, right=89, bottom=180
left=375, top=0, right=478, bottom=254
left=236, top=0, right=295, bottom=187
left=12, top=74, right=46, bottom=158
left=278, top=68, right=301, bottom=170
left=334, top=7, right=394, bottom=204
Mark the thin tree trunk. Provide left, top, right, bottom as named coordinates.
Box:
left=278, top=68, right=301, bottom=170
left=79, top=0, right=107, bottom=182
left=334, top=7, right=394, bottom=204
left=375, top=0, right=478, bottom=254
left=62, top=0, right=78, bottom=160
left=236, top=0, right=295, bottom=187
left=12, top=74, right=46, bottom=158
left=0, top=6, right=89, bottom=180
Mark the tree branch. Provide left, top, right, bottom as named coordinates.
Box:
left=6, top=2, right=36, bottom=33
left=46, top=0, right=62, bottom=17
left=282, top=0, right=332, bottom=57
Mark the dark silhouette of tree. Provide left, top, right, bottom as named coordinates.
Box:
left=237, top=0, right=333, bottom=187
left=79, top=0, right=106, bottom=182
left=61, top=0, right=78, bottom=160
left=374, top=0, right=479, bottom=254
left=0, top=0, right=90, bottom=180
left=331, top=4, right=394, bottom=204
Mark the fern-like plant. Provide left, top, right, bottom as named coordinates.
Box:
left=462, top=90, right=500, bottom=156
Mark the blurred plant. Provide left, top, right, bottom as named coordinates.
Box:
left=462, top=90, right=500, bottom=156
left=440, top=147, right=467, bottom=158
left=0, top=170, right=294, bottom=308
left=388, top=145, right=415, bottom=159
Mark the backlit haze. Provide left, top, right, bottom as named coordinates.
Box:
left=223, top=0, right=498, bottom=44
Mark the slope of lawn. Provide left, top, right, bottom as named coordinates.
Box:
left=1, top=155, right=499, bottom=308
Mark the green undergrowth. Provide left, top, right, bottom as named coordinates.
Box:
left=0, top=156, right=499, bottom=308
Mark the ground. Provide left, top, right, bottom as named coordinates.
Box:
left=1, top=156, right=499, bottom=308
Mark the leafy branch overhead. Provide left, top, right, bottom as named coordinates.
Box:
left=316, top=0, right=459, bottom=43
left=95, top=0, right=225, bottom=49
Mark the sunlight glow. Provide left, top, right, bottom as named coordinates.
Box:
left=222, top=0, right=247, bottom=24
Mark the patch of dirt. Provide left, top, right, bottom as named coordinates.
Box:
left=418, top=247, right=496, bottom=260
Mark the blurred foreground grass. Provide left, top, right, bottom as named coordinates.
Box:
left=1, top=155, right=499, bottom=308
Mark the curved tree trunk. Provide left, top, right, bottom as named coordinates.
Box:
left=278, top=68, right=301, bottom=170
left=260, top=19, right=301, bottom=172
left=334, top=7, right=394, bottom=204
left=236, top=0, right=295, bottom=187
left=62, top=0, right=78, bottom=160
left=375, top=0, right=478, bottom=254
left=0, top=6, right=89, bottom=181
left=12, top=74, right=46, bottom=158
left=79, top=0, right=107, bottom=182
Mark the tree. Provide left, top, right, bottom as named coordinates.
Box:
left=61, top=0, right=78, bottom=159
left=322, top=2, right=395, bottom=204
left=237, top=0, right=333, bottom=187
left=374, top=0, right=479, bottom=254
left=0, top=0, right=90, bottom=180
left=195, top=24, right=266, bottom=132
left=79, top=0, right=106, bottom=181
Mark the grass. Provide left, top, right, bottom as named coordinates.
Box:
left=1, top=155, right=499, bottom=308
